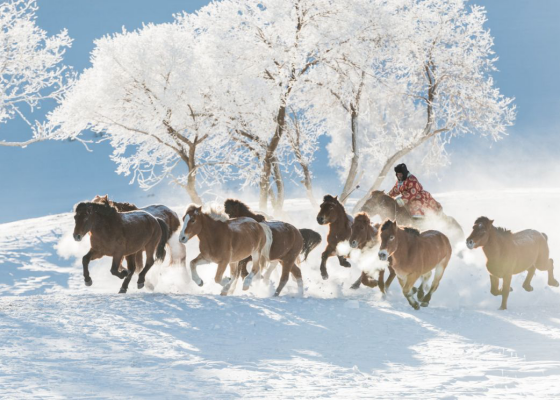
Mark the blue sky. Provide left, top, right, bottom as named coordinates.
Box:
left=1, top=0, right=559, bottom=223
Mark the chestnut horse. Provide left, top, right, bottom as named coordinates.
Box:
left=361, top=190, right=464, bottom=247
left=92, top=195, right=186, bottom=281
left=349, top=213, right=396, bottom=293
left=378, top=220, right=452, bottom=310
left=224, top=199, right=320, bottom=285
left=224, top=199, right=305, bottom=295
left=316, top=195, right=353, bottom=280
left=179, top=205, right=273, bottom=296
left=466, top=216, right=559, bottom=310
left=73, top=200, right=169, bottom=293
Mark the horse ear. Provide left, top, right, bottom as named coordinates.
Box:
left=102, top=194, right=108, bottom=200
left=195, top=206, right=202, bottom=215
left=334, top=195, right=338, bottom=200
left=490, top=219, right=494, bottom=225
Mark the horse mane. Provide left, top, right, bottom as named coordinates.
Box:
left=323, top=194, right=339, bottom=204
left=403, top=227, right=421, bottom=236
left=354, top=212, right=371, bottom=224
left=381, top=220, right=394, bottom=231
left=224, top=198, right=265, bottom=222
left=203, top=204, right=229, bottom=222
left=75, top=201, right=118, bottom=216
left=109, top=200, right=138, bottom=212
left=475, top=216, right=512, bottom=236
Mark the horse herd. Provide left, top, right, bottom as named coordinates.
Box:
left=72, top=193, right=558, bottom=310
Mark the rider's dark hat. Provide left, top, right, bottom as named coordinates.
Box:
left=394, top=163, right=409, bottom=179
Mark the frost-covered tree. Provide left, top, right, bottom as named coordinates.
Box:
left=188, top=0, right=349, bottom=211
left=0, top=0, right=75, bottom=147
left=350, top=0, right=515, bottom=211
left=50, top=21, right=240, bottom=203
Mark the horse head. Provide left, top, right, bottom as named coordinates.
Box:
left=179, top=204, right=202, bottom=243
left=317, top=195, right=344, bottom=225
left=378, top=219, right=399, bottom=261
left=466, top=216, right=494, bottom=249
left=350, top=213, right=378, bottom=249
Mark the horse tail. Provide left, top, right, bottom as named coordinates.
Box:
left=299, top=228, right=322, bottom=262
left=258, top=223, right=273, bottom=262
left=155, top=218, right=169, bottom=262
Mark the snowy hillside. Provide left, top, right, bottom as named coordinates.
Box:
left=1, top=190, right=560, bottom=398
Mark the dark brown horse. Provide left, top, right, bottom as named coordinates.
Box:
left=223, top=199, right=305, bottom=296
left=378, top=220, right=452, bottom=310
left=361, top=190, right=464, bottom=247
left=349, top=213, right=396, bottom=292
left=179, top=205, right=273, bottom=296
left=92, top=195, right=185, bottom=280
left=73, top=200, right=169, bottom=293
left=466, top=217, right=559, bottom=310
left=316, top=195, right=353, bottom=280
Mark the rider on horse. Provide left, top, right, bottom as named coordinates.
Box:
left=388, top=163, right=442, bottom=218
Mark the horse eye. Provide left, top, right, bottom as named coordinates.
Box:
left=389, top=235, right=395, bottom=241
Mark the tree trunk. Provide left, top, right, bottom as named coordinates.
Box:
left=259, top=105, right=288, bottom=211
left=185, top=145, right=203, bottom=205
left=300, top=162, right=318, bottom=208
left=340, top=104, right=360, bottom=204
left=271, top=156, right=285, bottom=214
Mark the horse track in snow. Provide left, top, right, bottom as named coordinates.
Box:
left=1, top=191, right=560, bottom=398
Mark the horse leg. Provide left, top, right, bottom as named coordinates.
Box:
left=137, top=251, right=156, bottom=290
left=350, top=274, right=363, bottom=290
left=522, top=266, right=536, bottom=292
left=401, top=275, right=420, bottom=310
left=227, top=263, right=239, bottom=295
left=337, top=255, right=351, bottom=268
left=215, top=262, right=232, bottom=296
left=489, top=275, right=501, bottom=296
left=274, top=261, right=291, bottom=297
left=243, top=252, right=263, bottom=291
left=119, top=255, right=137, bottom=294
left=238, top=256, right=251, bottom=279
left=190, top=253, right=208, bottom=287
left=361, top=272, right=379, bottom=288
left=417, top=270, right=432, bottom=302
left=319, top=246, right=335, bottom=280
left=420, top=260, right=448, bottom=307
left=383, top=266, right=397, bottom=293
left=499, top=273, right=512, bottom=310
left=263, top=261, right=279, bottom=284
left=82, top=248, right=101, bottom=286
left=110, top=255, right=127, bottom=279
left=547, top=259, right=559, bottom=287
left=289, top=264, right=304, bottom=297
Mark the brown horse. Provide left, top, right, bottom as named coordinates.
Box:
left=92, top=195, right=186, bottom=280
left=73, top=200, right=169, bottom=293
left=224, top=199, right=305, bottom=296
left=361, top=190, right=464, bottom=247
left=378, top=220, right=452, bottom=310
left=179, top=205, right=273, bottom=296
left=316, top=195, right=353, bottom=280
left=224, top=198, right=320, bottom=279
left=349, top=213, right=396, bottom=292
left=466, top=216, right=559, bottom=310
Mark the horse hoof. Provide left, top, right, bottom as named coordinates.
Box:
left=196, top=279, right=204, bottom=287
left=274, top=292, right=280, bottom=297
left=523, top=284, right=533, bottom=292
left=341, top=262, right=351, bottom=268
left=220, top=291, right=228, bottom=296
left=420, top=301, right=429, bottom=307
left=350, top=283, right=360, bottom=290
left=84, top=278, right=92, bottom=287
left=137, top=282, right=144, bottom=290
left=119, top=288, right=127, bottom=294
left=499, top=306, right=507, bottom=311
left=412, top=303, right=420, bottom=310
left=549, top=279, right=560, bottom=287
left=321, top=272, right=329, bottom=280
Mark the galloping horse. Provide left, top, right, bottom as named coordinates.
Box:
left=92, top=195, right=186, bottom=280
left=179, top=205, right=273, bottom=296
left=361, top=190, right=464, bottom=247
left=466, top=217, right=559, bottom=310
left=73, top=200, right=169, bottom=293
left=224, top=199, right=305, bottom=296
left=378, top=220, right=452, bottom=309
left=349, top=213, right=396, bottom=293
left=316, top=195, right=353, bottom=280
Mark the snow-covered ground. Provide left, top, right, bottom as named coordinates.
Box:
left=1, top=189, right=560, bottom=398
